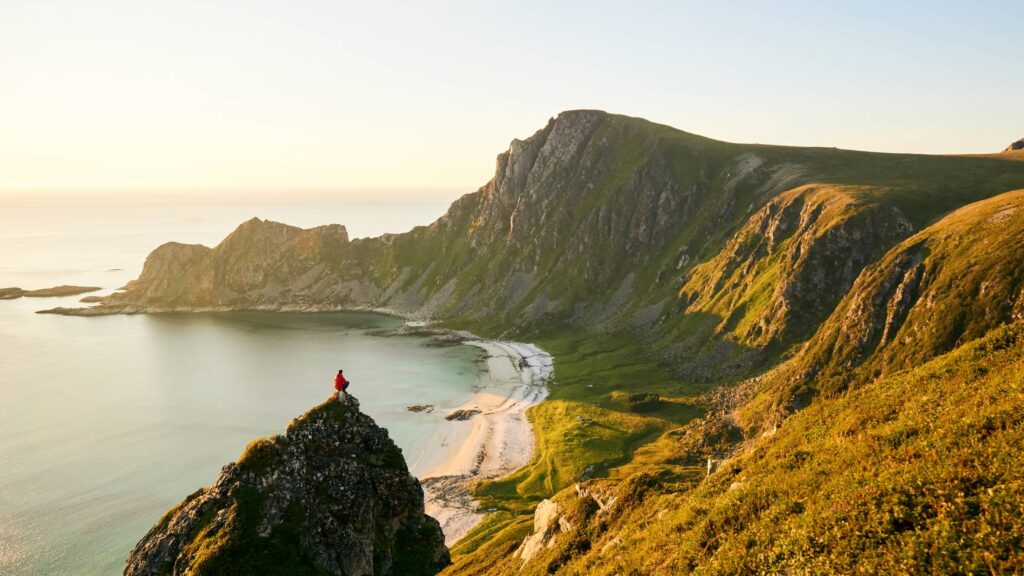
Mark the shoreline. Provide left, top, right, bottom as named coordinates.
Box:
left=419, top=340, right=553, bottom=545
left=37, top=300, right=552, bottom=545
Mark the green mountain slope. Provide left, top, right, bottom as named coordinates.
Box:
left=442, top=187, right=1024, bottom=575
left=94, top=111, right=1024, bottom=381
left=450, top=320, right=1024, bottom=575
left=91, top=111, right=1024, bottom=573
left=741, top=188, right=1024, bottom=432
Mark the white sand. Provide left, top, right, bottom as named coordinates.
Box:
left=419, top=340, right=552, bottom=545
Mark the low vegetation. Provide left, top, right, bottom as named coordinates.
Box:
left=445, top=187, right=1024, bottom=574
left=449, top=321, right=1024, bottom=575
left=103, top=111, right=1024, bottom=573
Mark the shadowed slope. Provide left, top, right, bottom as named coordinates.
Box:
left=741, top=188, right=1024, bottom=432
left=124, top=394, right=448, bottom=576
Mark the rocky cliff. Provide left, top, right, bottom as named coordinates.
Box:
left=124, top=394, right=449, bottom=576
left=80, top=111, right=1024, bottom=382
left=741, top=188, right=1024, bottom=432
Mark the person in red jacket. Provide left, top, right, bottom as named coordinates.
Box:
left=334, top=369, right=350, bottom=396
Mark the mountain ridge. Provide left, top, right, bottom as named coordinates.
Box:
left=72, top=111, right=1024, bottom=378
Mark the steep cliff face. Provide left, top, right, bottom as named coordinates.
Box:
left=108, top=220, right=351, bottom=310
left=805, top=189, right=1024, bottom=387
left=738, top=189, right=1024, bottom=431
left=666, top=184, right=913, bottom=379
left=124, top=394, right=448, bottom=576
left=92, top=110, right=1024, bottom=381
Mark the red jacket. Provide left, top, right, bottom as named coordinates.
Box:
left=334, top=373, right=349, bottom=392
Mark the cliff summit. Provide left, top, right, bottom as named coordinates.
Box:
left=124, top=393, right=449, bottom=576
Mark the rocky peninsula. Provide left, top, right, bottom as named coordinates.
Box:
left=0, top=285, right=100, bottom=299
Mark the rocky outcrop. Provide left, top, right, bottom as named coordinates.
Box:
left=1005, top=138, right=1024, bottom=152
left=103, top=220, right=353, bottom=311
left=510, top=478, right=652, bottom=572
left=124, top=394, right=449, bottom=576
left=515, top=499, right=564, bottom=562
left=669, top=185, right=913, bottom=379
left=0, top=285, right=100, bottom=299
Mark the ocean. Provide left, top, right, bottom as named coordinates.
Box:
left=0, top=191, right=482, bottom=575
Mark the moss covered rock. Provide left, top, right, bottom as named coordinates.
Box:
left=124, top=394, right=449, bottom=576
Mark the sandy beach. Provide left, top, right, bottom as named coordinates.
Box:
left=418, top=340, right=553, bottom=545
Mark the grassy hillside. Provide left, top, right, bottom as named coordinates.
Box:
left=105, top=111, right=1024, bottom=385
left=739, top=188, right=1024, bottom=433
left=446, top=320, right=1024, bottom=575
left=100, top=111, right=1024, bottom=573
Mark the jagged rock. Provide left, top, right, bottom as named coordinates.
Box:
left=745, top=188, right=1024, bottom=435
left=515, top=499, right=562, bottom=562
left=444, top=409, right=480, bottom=421
left=123, top=393, right=449, bottom=576
left=671, top=184, right=913, bottom=380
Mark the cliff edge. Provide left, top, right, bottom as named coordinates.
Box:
left=124, top=393, right=449, bottom=576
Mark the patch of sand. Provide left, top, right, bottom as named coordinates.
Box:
left=420, top=340, right=552, bottom=545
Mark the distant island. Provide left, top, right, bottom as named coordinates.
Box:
left=0, top=285, right=101, bottom=300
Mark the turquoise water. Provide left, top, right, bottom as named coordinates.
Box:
left=0, top=193, right=482, bottom=575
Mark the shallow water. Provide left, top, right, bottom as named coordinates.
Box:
left=0, top=192, right=482, bottom=575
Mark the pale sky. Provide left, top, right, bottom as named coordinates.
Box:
left=1, top=1, right=1021, bottom=193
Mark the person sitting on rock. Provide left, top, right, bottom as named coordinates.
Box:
left=334, top=369, right=350, bottom=396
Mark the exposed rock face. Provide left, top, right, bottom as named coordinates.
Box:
left=124, top=394, right=449, bottom=576
left=515, top=499, right=562, bottom=562
left=1006, top=138, right=1024, bottom=152
left=746, top=189, right=1024, bottom=431
left=513, top=479, right=645, bottom=571
left=107, top=220, right=352, bottom=310
left=670, top=185, right=913, bottom=379
left=73, top=111, right=1024, bottom=383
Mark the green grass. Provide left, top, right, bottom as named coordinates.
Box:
left=743, top=188, right=1024, bottom=432
left=469, top=331, right=706, bottom=515
left=455, top=321, right=1024, bottom=575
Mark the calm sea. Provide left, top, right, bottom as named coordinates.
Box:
left=0, top=191, right=482, bottom=575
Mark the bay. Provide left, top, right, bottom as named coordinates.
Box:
left=0, top=191, right=478, bottom=575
